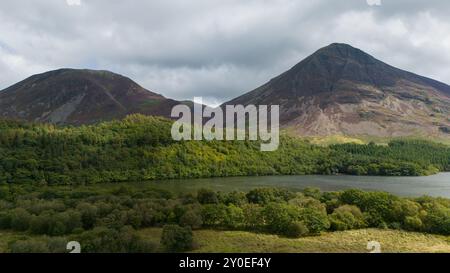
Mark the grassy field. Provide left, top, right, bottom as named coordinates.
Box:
left=138, top=228, right=450, bottom=253
left=2, top=228, right=450, bottom=253
left=303, top=134, right=450, bottom=146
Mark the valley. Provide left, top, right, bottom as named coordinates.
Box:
left=1, top=43, right=450, bottom=254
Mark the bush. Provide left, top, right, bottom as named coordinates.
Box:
left=197, top=189, right=219, bottom=204
left=298, top=208, right=330, bottom=234
left=8, top=236, right=69, bottom=253
left=29, top=210, right=82, bottom=236
left=0, top=212, right=12, bottom=229
left=9, top=239, right=49, bottom=253
left=246, top=188, right=294, bottom=205
left=329, top=205, right=365, bottom=231
left=160, top=224, right=194, bottom=252
left=220, top=191, right=247, bottom=206
left=262, top=203, right=299, bottom=234
left=404, top=216, right=423, bottom=231
left=222, top=204, right=244, bottom=229
left=201, top=204, right=227, bottom=226
left=422, top=203, right=450, bottom=234
left=339, top=190, right=396, bottom=227
left=303, top=187, right=322, bottom=200
left=10, top=208, right=32, bottom=231
left=179, top=209, right=203, bottom=229
left=77, top=203, right=98, bottom=230
left=242, top=204, right=264, bottom=230
left=285, top=221, right=309, bottom=238
left=75, top=226, right=155, bottom=253
left=0, top=187, right=10, bottom=200
left=289, top=196, right=327, bottom=212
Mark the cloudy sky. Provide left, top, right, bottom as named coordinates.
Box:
left=1, top=0, right=450, bottom=106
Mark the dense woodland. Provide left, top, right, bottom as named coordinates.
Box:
left=1, top=185, right=450, bottom=252
left=0, top=115, right=449, bottom=252
left=0, top=114, right=449, bottom=185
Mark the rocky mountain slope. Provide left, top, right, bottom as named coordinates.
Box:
left=225, top=43, right=450, bottom=138
left=0, top=69, right=179, bottom=124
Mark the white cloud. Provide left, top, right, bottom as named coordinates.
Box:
left=66, top=0, right=81, bottom=6
left=367, top=0, right=382, bottom=7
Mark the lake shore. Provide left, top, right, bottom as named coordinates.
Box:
left=118, top=172, right=450, bottom=198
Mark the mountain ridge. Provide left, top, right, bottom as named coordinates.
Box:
left=1, top=43, right=450, bottom=139
left=225, top=43, right=450, bottom=138
left=0, top=68, right=180, bottom=125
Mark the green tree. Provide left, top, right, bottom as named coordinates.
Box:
left=160, top=224, right=194, bottom=252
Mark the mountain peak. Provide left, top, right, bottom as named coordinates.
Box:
left=0, top=68, right=179, bottom=124
left=314, top=43, right=375, bottom=61
left=14, top=68, right=133, bottom=89
left=226, top=43, right=450, bottom=138
left=319, top=42, right=358, bottom=52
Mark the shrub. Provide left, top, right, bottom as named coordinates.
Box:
left=298, top=208, right=330, bottom=234
left=124, top=209, right=143, bottom=229
left=285, top=221, right=309, bottom=238
left=262, top=203, right=299, bottom=234
left=0, top=212, right=12, bottom=229
left=422, top=203, right=450, bottom=234
left=9, top=239, right=49, bottom=253
left=242, top=204, right=264, bottom=230
left=160, top=224, right=193, bottom=252
left=179, top=209, right=203, bottom=229
left=76, top=203, right=98, bottom=230
left=289, top=196, right=327, bottom=212
left=329, top=205, right=365, bottom=231
left=404, top=216, right=423, bottom=231
left=201, top=204, right=227, bottom=226
left=302, top=187, right=322, bottom=200
left=10, top=208, right=32, bottom=231
left=197, top=189, right=219, bottom=204
left=30, top=210, right=82, bottom=236
left=222, top=204, right=244, bottom=229
left=75, top=226, right=155, bottom=253
left=339, top=190, right=396, bottom=227
left=0, top=187, right=10, bottom=200
left=220, top=191, right=247, bottom=206
left=246, top=188, right=294, bottom=205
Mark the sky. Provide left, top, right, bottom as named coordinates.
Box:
left=1, top=0, right=450, bottom=106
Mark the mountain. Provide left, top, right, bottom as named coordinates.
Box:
left=0, top=69, right=180, bottom=124
left=225, top=43, right=450, bottom=138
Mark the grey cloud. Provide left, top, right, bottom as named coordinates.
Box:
left=1, top=0, right=450, bottom=105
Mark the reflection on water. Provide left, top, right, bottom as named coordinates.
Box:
left=135, top=173, right=450, bottom=198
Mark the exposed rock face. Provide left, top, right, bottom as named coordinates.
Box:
left=0, top=69, right=179, bottom=124
left=224, top=43, right=450, bottom=138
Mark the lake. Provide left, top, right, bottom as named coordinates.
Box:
left=139, top=173, right=450, bottom=198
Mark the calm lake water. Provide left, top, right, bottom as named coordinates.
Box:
left=139, top=173, right=450, bottom=198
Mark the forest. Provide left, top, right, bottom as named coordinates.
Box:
left=0, top=114, right=449, bottom=186
left=1, top=184, right=450, bottom=253
left=0, top=115, right=449, bottom=253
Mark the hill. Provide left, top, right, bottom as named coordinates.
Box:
left=0, top=69, right=179, bottom=124
left=225, top=43, right=450, bottom=138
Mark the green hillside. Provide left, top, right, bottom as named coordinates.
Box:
left=0, top=115, right=449, bottom=185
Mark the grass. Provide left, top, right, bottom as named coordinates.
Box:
left=307, top=135, right=366, bottom=146
left=302, top=134, right=450, bottom=146
left=138, top=228, right=450, bottom=253
left=2, top=228, right=449, bottom=253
